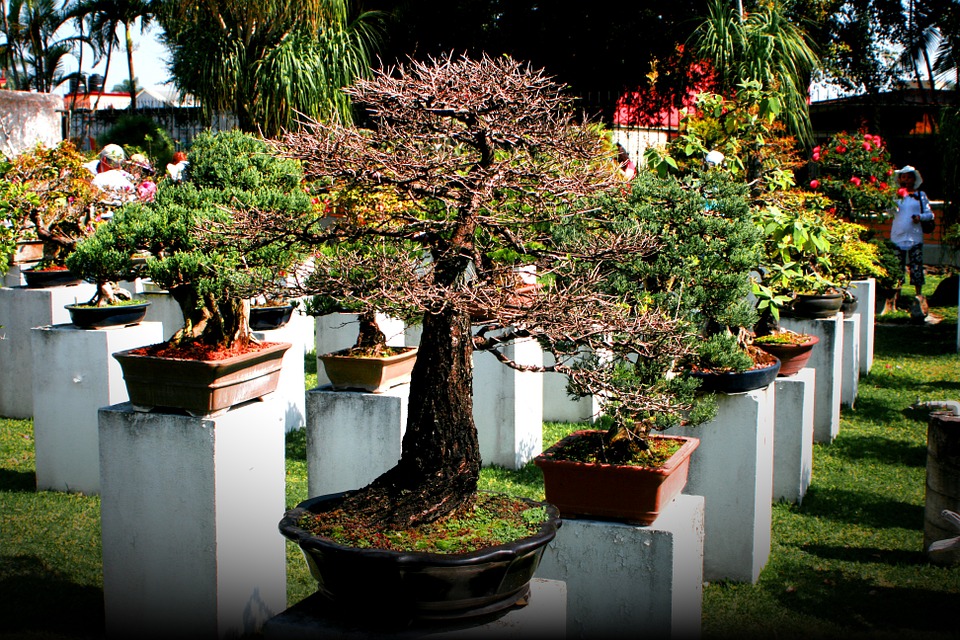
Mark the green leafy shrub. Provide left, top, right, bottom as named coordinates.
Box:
left=810, top=131, right=896, bottom=220
left=98, top=114, right=177, bottom=169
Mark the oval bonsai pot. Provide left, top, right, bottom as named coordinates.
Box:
left=112, top=341, right=291, bottom=417
left=534, top=431, right=699, bottom=525
left=23, top=267, right=82, bottom=288
left=279, top=491, right=561, bottom=624
left=249, top=304, right=295, bottom=331
left=65, top=301, right=151, bottom=330
left=691, top=358, right=781, bottom=394
left=788, top=292, right=844, bottom=319
left=754, top=335, right=819, bottom=377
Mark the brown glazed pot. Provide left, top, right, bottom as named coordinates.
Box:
left=534, top=430, right=700, bottom=525
left=754, top=335, right=819, bottom=377
left=319, top=347, right=418, bottom=393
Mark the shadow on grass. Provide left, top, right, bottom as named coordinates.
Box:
left=766, top=567, right=958, bottom=637
left=0, top=555, right=104, bottom=639
left=0, top=468, right=36, bottom=492
left=873, top=321, right=958, bottom=358
left=795, top=543, right=925, bottom=567
left=286, top=427, right=307, bottom=462
left=824, top=434, right=927, bottom=467
left=798, top=486, right=924, bottom=530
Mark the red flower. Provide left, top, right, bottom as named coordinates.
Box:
left=813, top=146, right=821, bottom=154
left=850, top=177, right=862, bottom=186
left=869, top=175, right=877, bottom=183
left=898, top=187, right=909, bottom=198
left=879, top=182, right=887, bottom=189
left=812, top=152, right=821, bottom=161
left=836, top=146, right=847, bottom=153
left=828, top=207, right=837, bottom=214
left=809, top=179, right=820, bottom=189
left=863, top=141, right=872, bottom=151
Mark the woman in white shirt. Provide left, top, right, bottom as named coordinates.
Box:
left=889, top=165, right=934, bottom=303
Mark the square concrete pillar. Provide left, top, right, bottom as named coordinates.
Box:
left=305, top=385, right=408, bottom=496
left=841, top=313, right=860, bottom=408
left=313, top=313, right=406, bottom=387
left=31, top=321, right=164, bottom=494
left=773, top=368, right=815, bottom=504
left=541, top=349, right=602, bottom=424
left=262, top=578, right=566, bottom=639
left=254, top=323, right=306, bottom=432
left=472, top=330, right=543, bottom=470
left=136, top=289, right=184, bottom=342
left=537, top=494, right=704, bottom=638
left=849, top=278, right=875, bottom=374
left=99, top=400, right=287, bottom=639
left=780, top=314, right=843, bottom=443
left=668, top=385, right=775, bottom=583
left=0, top=283, right=96, bottom=418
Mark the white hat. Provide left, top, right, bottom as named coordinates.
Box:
left=896, top=165, right=923, bottom=190
left=705, top=150, right=725, bottom=166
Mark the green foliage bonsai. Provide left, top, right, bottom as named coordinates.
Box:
left=67, top=129, right=310, bottom=349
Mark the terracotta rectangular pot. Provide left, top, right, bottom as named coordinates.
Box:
left=534, top=430, right=699, bottom=525
left=319, top=347, right=418, bottom=393
left=113, top=341, right=291, bottom=417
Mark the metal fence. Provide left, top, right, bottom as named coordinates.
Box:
left=61, top=106, right=238, bottom=153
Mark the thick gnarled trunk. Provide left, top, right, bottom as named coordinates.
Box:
left=339, top=305, right=481, bottom=528
left=168, top=286, right=252, bottom=348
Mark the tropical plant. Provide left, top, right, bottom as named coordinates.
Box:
left=690, top=0, right=820, bottom=144
left=1, top=0, right=80, bottom=91
left=156, top=0, right=382, bottom=136
left=809, top=130, right=897, bottom=220
left=64, top=0, right=156, bottom=109
left=237, top=54, right=714, bottom=527
left=67, top=129, right=311, bottom=347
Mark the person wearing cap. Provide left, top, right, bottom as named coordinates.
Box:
left=84, top=144, right=126, bottom=175
left=890, top=165, right=934, bottom=310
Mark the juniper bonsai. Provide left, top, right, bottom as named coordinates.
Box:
left=67, top=129, right=311, bottom=348
left=237, top=54, right=719, bottom=528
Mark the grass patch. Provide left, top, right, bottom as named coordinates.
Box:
left=1, top=273, right=958, bottom=638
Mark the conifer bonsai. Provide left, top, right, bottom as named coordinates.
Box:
left=241, top=54, right=722, bottom=528
left=67, top=129, right=311, bottom=351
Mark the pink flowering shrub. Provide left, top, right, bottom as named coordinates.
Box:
left=809, top=131, right=896, bottom=220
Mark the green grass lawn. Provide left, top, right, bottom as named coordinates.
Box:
left=2, top=275, right=958, bottom=639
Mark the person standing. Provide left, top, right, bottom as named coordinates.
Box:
left=890, top=165, right=934, bottom=314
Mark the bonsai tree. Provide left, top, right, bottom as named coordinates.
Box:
left=0, top=141, right=102, bottom=270
left=243, top=54, right=708, bottom=527
left=67, top=129, right=311, bottom=349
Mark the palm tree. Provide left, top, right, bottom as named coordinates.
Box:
left=691, top=0, right=820, bottom=145
left=2, top=0, right=79, bottom=92
left=65, top=0, right=155, bottom=109
left=157, top=0, right=382, bottom=135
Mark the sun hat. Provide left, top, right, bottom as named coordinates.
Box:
left=895, top=165, right=923, bottom=190
left=705, top=150, right=725, bottom=166
left=99, top=144, right=126, bottom=169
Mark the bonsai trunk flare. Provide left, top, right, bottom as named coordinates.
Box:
left=168, top=286, right=252, bottom=348
left=338, top=305, right=481, bottom=528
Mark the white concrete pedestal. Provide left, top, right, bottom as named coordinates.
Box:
left=472, top=332, right=543, bottom=469
left=254, top=323, right=306, bottom=432
left=780, top=314, right=843, bottom=443
left=541, top=349, right=602, bottom=424
left=99, top=400, right=287, bottom=639
left=305, top=385, right=408, bottom=496
left=537, top=494, right=704, bottom=638
left=136, top=289, right=184, bottom=342
left=31, top=321, right=164, bottom=494
left=262, top=578, right=566, bottom=639
left=773, top=368, right=815, bottom=504
left=841, top=313, right=861, bottom=408
left=849, top=279, right=875, bottom=375
left=668, top=386, right=775, bottom=583
left=0, top=283, right=97, bottom=418
left=314, top=313, right=405, bottom=387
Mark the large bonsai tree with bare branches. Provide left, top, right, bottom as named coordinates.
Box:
left=252, top=54, right=708, bottom=528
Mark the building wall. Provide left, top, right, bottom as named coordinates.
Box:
left=0, top=90, right=63, bottom=157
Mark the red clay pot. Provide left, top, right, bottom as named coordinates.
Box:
left=755, top=335, right=819, bottom=377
